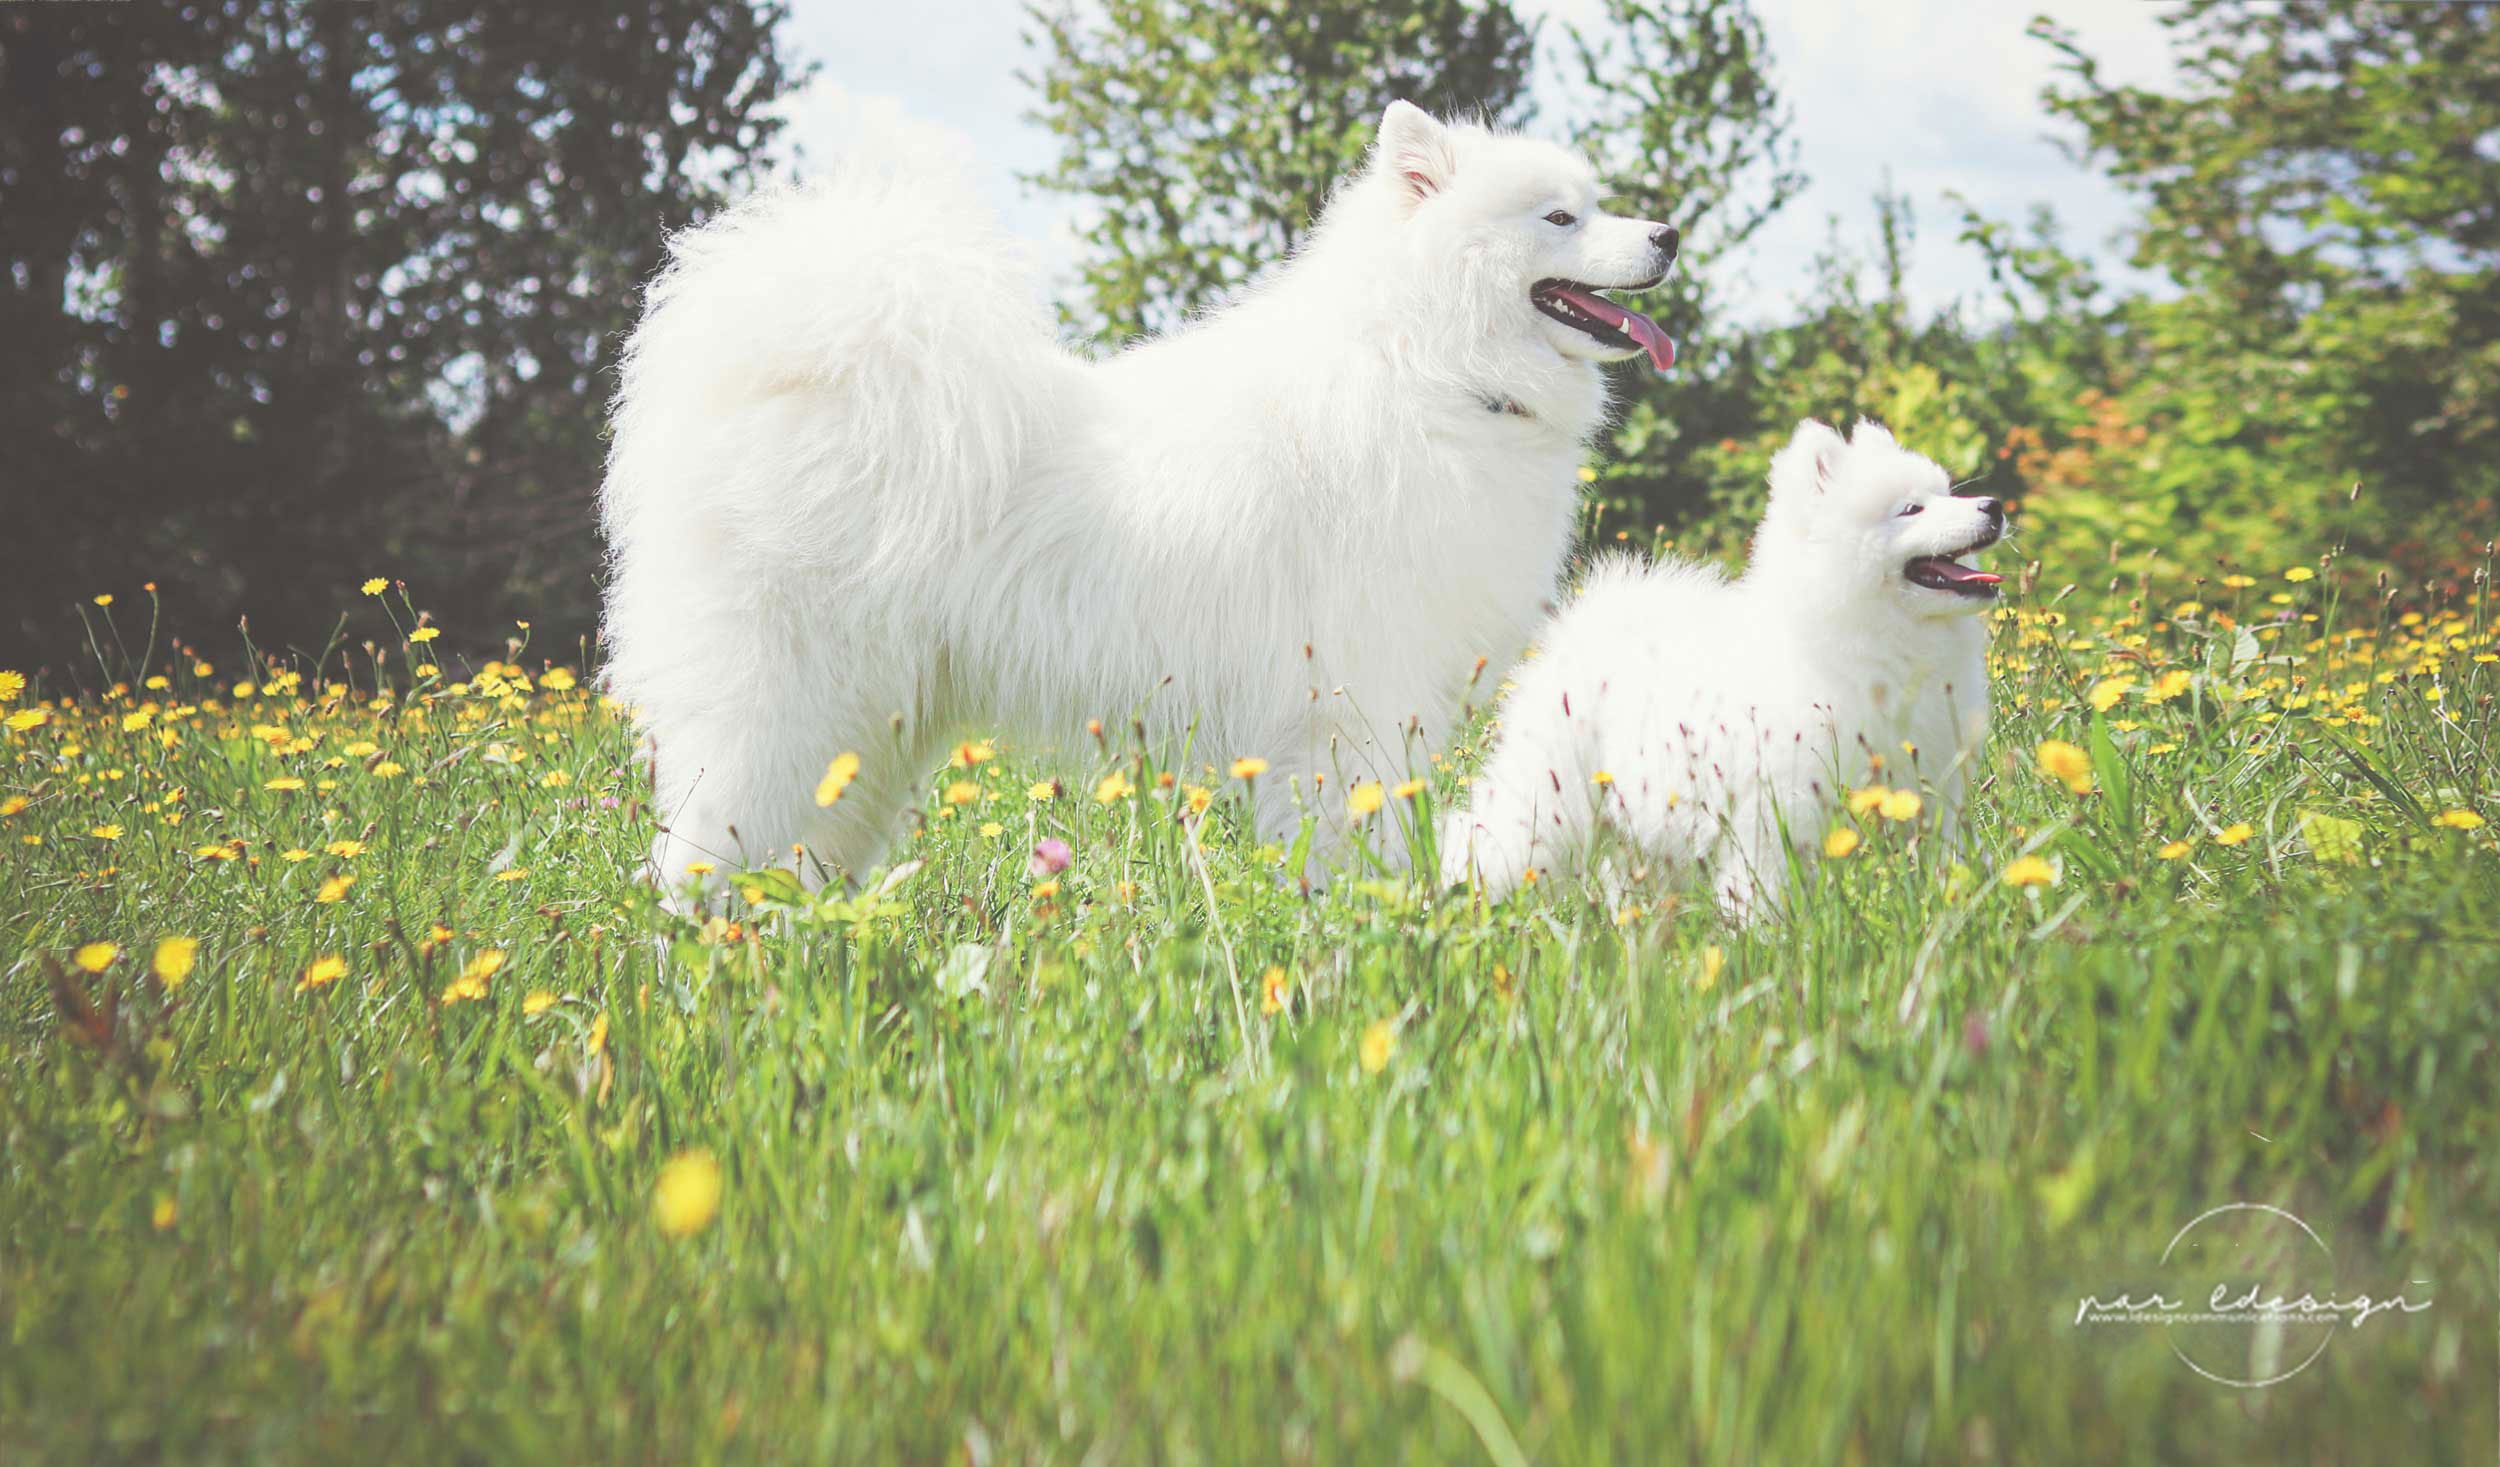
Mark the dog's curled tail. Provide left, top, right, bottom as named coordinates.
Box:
left=601, top=115, right=1071, bottom=577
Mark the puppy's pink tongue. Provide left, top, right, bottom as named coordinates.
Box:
left=1547, top=286, right=1676, bottom=371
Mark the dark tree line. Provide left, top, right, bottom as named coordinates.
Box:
left=3, top=0, right=794, bottom=666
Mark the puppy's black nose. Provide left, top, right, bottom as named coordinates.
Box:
left=1651, top=225, right=1681, bottom=261
left=1973, top=496, right=2004, bottom=523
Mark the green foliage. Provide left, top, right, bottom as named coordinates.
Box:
left=1024, top=0, right=1538, bottom=344
left=2034, top=0, right=2500, bottom=572
left=1, top=1, right=797, bottom=659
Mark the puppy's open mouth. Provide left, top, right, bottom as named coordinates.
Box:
left=1531, top=280, right=1675, bottom=371
left=1905, top=533, right=2004, bottom=598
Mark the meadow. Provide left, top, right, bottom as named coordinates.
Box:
left=4, top=553, right=2496, bottom=1462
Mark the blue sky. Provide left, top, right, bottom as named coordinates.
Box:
left=779, top=0, right=2184, bottom=324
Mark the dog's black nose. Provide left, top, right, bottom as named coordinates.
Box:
left=1973, top=496, right=2004, bottom=523
left=1652, top=225, right=1681, bottom=260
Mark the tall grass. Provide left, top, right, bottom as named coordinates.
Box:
left=3, top=555, right=2494, bottom=1461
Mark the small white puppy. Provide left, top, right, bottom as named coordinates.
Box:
left=1442, top=419, right=2002, bottom=918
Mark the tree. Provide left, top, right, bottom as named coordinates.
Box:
left=1023, top=0, right=1538, bottom=344
left=1, top=1, right=795, bottom=665
left=2038, top=0, right=2500, bottom=563
left=1555, top=0, right=1802, bottom=534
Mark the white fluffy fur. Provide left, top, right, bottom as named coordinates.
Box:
left=1443, top=420, right=2001, bottom=919
left=600, top=102, right=1678, bottom=892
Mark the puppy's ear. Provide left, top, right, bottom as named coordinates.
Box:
left=1376, top=100, right=1455, bottom=205
left=1850, top=418, right=1897, bottom=449
left=1769, top=419, right=1848, bottom=501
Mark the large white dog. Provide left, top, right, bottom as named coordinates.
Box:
left=600, top=102, right=1678, bottom=891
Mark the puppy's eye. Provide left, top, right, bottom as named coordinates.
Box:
left=1896, top=503, right=1925, bottom=518
left=1544, top=210, right=1577, bottom=227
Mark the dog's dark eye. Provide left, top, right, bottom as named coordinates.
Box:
left=1544, top=210, right=1577, bottom=227
left=1897, top=503, right=1925, bottom=517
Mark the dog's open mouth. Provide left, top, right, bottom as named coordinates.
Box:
left=1905, top=540, right=2004, bottom=598
left=1531, top=280, right=1675, bottom=371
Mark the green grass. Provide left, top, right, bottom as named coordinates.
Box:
left=3, top=572, right=2496, bottom=1462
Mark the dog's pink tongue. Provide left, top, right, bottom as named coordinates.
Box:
left=1548, top=286, right=1676, bottom=371
left=1929, top=560, right=2002, bottom=587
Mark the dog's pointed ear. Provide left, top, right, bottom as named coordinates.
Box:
left=1770, top=419, right=1848, bottom=501
left=1376, top=100, right=1454, bottom=205
left=1850, top=418, right=1897, bottom=450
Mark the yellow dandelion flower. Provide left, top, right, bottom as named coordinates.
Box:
left=1346, top=781, right=1385, bottom=817
left=942, top=779, right=980, bottom=807
left=814, top=751, right=861, bottom=806
left=194, top=843, right=238, bottom=861
left=493, top=868, right=527, bottom=882
left=1591, top=770, right=1615, bottom=787
left=152, top=1196, right=178, bottom=1231
left=587, top=1012, right=609, bottom=1056
left=152, top=937, right=198, bottom=987
left=280, top=848, right=313, bottom=863
left=949, top=739, right=996, bottom=769
left=88, top=823, right=123, bottom=841
left=2156, top=839, right=2194, bottom=861
left=684, top=860, right=715, bottom=875
left=522, top=990, right=557, bottom=1015
left=540, top=667, right=578, bottom=691
left=1359, top=1019, right=1397, bottom=1075
left=1095, top=771, right=1134, bottom=804
left=93, top=593, right=113, bottom=607
left=2221, top=574, right=2256, bottom=589
left=0, top=670, right=23, bottom=702
left=74, top=941, right=119, bottom=973
left=8, top=708, right=51, bottom=732
left=370, top=761, right=405, bottom=779
left=1823, top=827, right=1861, bottom=859
left=264, top=776, right=305, bottom=792
left=0, top=795, right=26, bottom=817
left=360, top=577, right=387, bottom=596
left=315, top=873, right=354, bottom=903
left=1846, top=785, right=1890, bottom=817
left=121, top=708, right=153, bottom=731
left=1878, top=789, right=1923, bottom=821
left=2432, top=809, right=2484, bottom=830
left=654, top=1149, right=723, bottom=1238
left=2035, top=739, right=2093, bottom=796
left=439, top=949, right=505, bottom=1005
left=1027, top=780, right=1058, bottom=802
left=1260, top=966, right=1290, bottom=1016
left=1229, top=756, right=1269, bottom=780
left=979, top=819, right=1005, bottom=838
left=297, top=953, right=347, bottom=991
left=2214, top=823, right=2254, bottom=847
left=1394, top=778, right=1426, bottom=801
left=407, top=627, right=439, bottom=644
left=2284, top=566, right=2315, bottom=583
left=2002, top=854, right=2058, bottom=888
left=325, top=839, right=364, bottom=858
left=2086, top=676, right=2133, bottom=712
